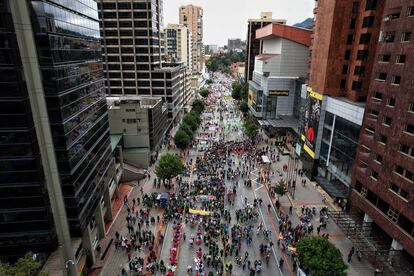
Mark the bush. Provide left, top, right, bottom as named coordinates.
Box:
left=239, top=101, right=248, bottom=113
left=243, top=117, right=258, bottom=139
left=297, top=236, right=347, bottom=276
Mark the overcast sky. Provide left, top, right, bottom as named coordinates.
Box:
left=164, top=0, right=315, bottom=46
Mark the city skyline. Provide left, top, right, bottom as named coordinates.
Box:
left=164, top=0, right=314, bottom=45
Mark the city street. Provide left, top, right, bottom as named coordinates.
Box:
left=98, top=73, right=375, bottom=276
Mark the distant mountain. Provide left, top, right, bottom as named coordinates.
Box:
left=294, top=17, right=313, bottom=30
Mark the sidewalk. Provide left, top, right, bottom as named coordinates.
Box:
left=257, top=134, right=375, bottom=276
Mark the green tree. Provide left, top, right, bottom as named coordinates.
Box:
left=206, top=79, right=213, bottom=84
left=155, top=153, right=185, bottom=180
left=239, top=101, right=249, bottom=113
left=243, top=117, right=258, bottom=139
left=179, top=123, right=194, bottom=138
left=0, top=252, right=48, bottom=276
left=274, top=179, right=288, bottom=199
left=183, top=113, right=199, bottom=131
left=199, top=88, right=209, bottom=98
left=192, top=99, right=205, bottom=115
left=297, top=236, right=347, bottom=276
left=174, top=129, right=192, bottom=149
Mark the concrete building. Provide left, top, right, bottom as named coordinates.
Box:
left=179, top=4, right=204, bottom=73
left=165, top=24, right=193, bottom=71
left=98, top=0, right=190, bottom=125
left=245, top=12, right=286, bottom=82
left=205, top=44, right=219, bottom=54
left=107, top=96, right=168, bottom=168
left=298, top=0, right=386, bottom=201
left=248, top=24, right=311, bottom=137
left=351, top=0, right=414, bottom=271
left=0, top=0, right=118, bottom=273
left=228, top=38, right=242, bottom=50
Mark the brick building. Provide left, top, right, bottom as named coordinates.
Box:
left=351, top=0, right=414, bottom=269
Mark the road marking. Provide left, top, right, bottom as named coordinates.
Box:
left=255, top=185, right=264, bottom=191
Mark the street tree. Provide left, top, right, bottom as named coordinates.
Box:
left=243, top=117, right=258, bottom=139
left=239, top=101, right=249, bottom=113
left=274, top=179, right=288, bottom=199
left=231, top=82, right=242, bottom=100
left=192, top=99, right=205, bottom=115
left=0, top=252, right=48, bottom=276
left=174, top=129, right=192, bottom=150
left=179, top=123, right=194, bottom=139
left=155, top=153, right=185, bottom=180
left=183, top=113, right=199, bottom=132
left=297, top=236, right=347, bottom=276
left=199, top=88, right=209, bottom=98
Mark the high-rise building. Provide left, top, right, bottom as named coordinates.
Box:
left=165, top=23, right=192, bottom=72
left=245, top=12, right=286, bottom=81
left=298, top=0, right=385, bottom=201
left=0, top=0, right=115, bottom=271
left=228, top=38, right=242, bottom=50
left=179, top=4, right=204, bottom=73
left=98, top=0, right=190, bottom=125
left=351, top=0, right=414, bottom=269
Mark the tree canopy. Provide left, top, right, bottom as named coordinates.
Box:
left=182, top=113, right=199, bottom=132
left=297, top=236, right=347, bottom=276
left=192, top=99, right=205, bottom=115
left=243, top=117, right=258, bottom=139
left=0, top=252, right=48, bottom=276
left=239, top=101, right=249, bottom=113
left=205, top=51, right=245, bottom=73
left=274, top=179, right=288, bottom=198
left=174, top=129, right=192, bottom=150
left=199, top=88, right=209, bottom=98
left=179, top=123, right=194, bottom=139
left=155, top=153, right=185, bottom=180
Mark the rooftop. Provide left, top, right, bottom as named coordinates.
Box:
left=256, top=23, right=312, bottom=47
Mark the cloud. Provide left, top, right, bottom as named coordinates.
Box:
left=163, top=0, right=314, bottom=45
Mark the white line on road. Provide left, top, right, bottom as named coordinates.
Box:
left=254, top=189, right=284, bottom=276
left=255, top=185, right=264, bottom=191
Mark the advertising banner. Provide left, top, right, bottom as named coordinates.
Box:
left=248, top=89, right=256, bottom=106
left=302, top=87, right=323, bottom=158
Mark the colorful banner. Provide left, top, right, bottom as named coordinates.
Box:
left=303, top=87, right=323, bottom=159
left=195, top=195, right=216, bottom=202
left=189, top=209, right=210, bottom=216
left=248, top=89, right=256, bottom=106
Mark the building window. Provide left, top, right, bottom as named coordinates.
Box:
left=344, top=50, right=351, bottom=60
left=387, top=97, right=396, bottom=107
left=379, top=54, right=391, bottom=62
left=362, top=16, right=375, bottom=27
left=383, top=116, right=392, bottom=126
left=352, top=2, right=359, bottom=13
left=357, top=50, right=368, bottom=60
left=340, top=79, right=346, bottom=89
left=401, top=32, right=411, bottom=42
left=126, top=119, right=137, bottom=124
left=387, top=207, right=400, bottom=223
left=342, top=65, right=349, bottom=74
left=375, top=154, right=383, bottom=164
left=365, top=0, right=377, bottom=11
left=408, top=6, right=414, bottom=17
left=396, top=55, right=406, bottom=64
left=372, top=91, right=383, bottom=100
left=350, top=18, right=356, bottom=29
left=360, top=33, right=372, bottom=44
left=376, top=72, right=387, bottom=81
left=347, top=34, right=354, bottom=45
left=405, top=124, right=414, bottom=134
left=390, top=183, right=409, bottom=200
left=399, top=143, right=414, bottom=158
left=391, top=75, right=401, bottom=85
left=369, top=109, right=379, bottom=118
left=361, top=185, right=368, bottom=197
left=409, top=103, right=414, bottom=112
left=371, top=170, right=379, bottom=180
left=354, top=66, right=365, bottom=76
left=352, top=81, right=363, bottom=91
left=385, top=13, right=400, bottom=21
left=395, top=165, right=414, bottom=182
left=379, top=135, right=387, bottom=144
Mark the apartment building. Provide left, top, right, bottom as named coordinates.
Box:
left=179, top=4, right=204, bottom=73
left=245, top=12, right=286, bottom=82
left=165, top=23, right=192, bottom=71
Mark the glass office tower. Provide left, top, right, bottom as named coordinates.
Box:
left=0, top=0, right=114, bottom=264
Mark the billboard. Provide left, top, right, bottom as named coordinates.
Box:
left=301, top=87, right=323, bottom=159
left=248, top=89, right=256, bottom=106
left=269, top=90, right=289, bottom=96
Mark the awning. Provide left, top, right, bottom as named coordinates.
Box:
left=261, top=155, right=271, bottom=163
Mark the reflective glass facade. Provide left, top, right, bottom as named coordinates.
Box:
left=0, top=0, right=56, bottom=256
left=0, top=0, right=114, bottom=258
left=29, top=0, right=114, bottom=236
